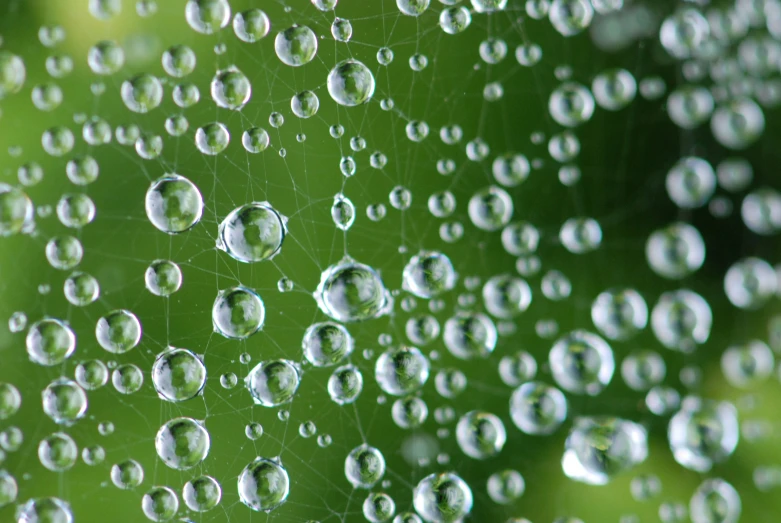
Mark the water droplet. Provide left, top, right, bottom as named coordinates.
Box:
left=246, top=359, right=301, bottom=407
left=182, top=475, right=222, bottom=512
left=510, top=381, right=568, bottom=435
left=345, top=444, right=386, bottom=488
left=314, top=258, right=392, bottom=322
left=185, top=0, right=231, bottom=34
left=211, top=66, right=251, bottom=110
left=38, top=432, right=78, bottom=471
left=121, top=74, right=163, bottom=113
left=96, top=310, right=142, bottom=354
left=212, top=286, right=265, bottom=339
left=141, top=486, right=179, bottom=522
left=328, top=365, right=363, bottom=405
left=456, top=411, right=506, bottom=459
left=42, top=378, right=88, bottom=425
left=145, top=260, right=183, bottom=296
left=156, top=417, right=210, bottom=470
left=375, top=346, right=430, bottom=396
left=217, top=202, right=287, bottom=263
left=145, top=174, right=204, bottom=233
left=195, top=122, right=230, bottom=155
left=562, top=417, right=648, bottom=485
left=275, top=25, right=318, bottom=66
left=328, top=59, right=376, bottom=106
left=413, top=472, right=473, bottom=522
left=233, top=9, right=270, bottom=42
left=152, top=348, right=206, bottom=402
left=238, top=457, right=290, bottom=511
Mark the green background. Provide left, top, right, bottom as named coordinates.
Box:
left=0, top=0, right=780, bottom=521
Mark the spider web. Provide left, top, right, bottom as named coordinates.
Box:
left=0, top=1, right=780, bottom=523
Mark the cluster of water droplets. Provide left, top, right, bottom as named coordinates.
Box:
left=1, top=0, right=781, bottom=522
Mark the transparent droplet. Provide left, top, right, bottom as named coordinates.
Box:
left=182, top=475, right=222, bottom=512
left=549, top=82, right=595, bottom=127
left=246, top=359, right=301, bottom=407
left=443, top=312, right=497, bottom=359
left=145, top=174, right=204, bottom=233
left=668, top=398, right=738, bottom=472
left=560, top=217, right=602, bottom=253
left=402, top=251, right=457, bottom=299
left=152, top=348, right=206, bottom=402
left=549, top=330, right=615, bottom=395
left=96, top=310, right=142, bottom=354
left=509, top=381, right=567, bottom=435
left=217, top=202, right=287, bottom=263
left=591, top=288, right=647, bottom=340
left=345, top=444, right=386, bottom=488
left=63, top=271, right=100, bottom=306
left=233, top=9, right=270, bottom=42
left=482, top=274, right=532, bottom=319
left=0, top=52, right=26, bottom=99
left=242, top=127, right=270, bottom=153
left=38, top=432, right=78, bottom=471
left=275, top=25, right=318, bottom=66
left=724, top=257, right=777, bottom=309
left=498, top=351, right=537, bottom=387
left=88, top=41, right=124, bottom=75
left=290, top=90, right=320, bottom=119
left=455, top=411, right=506, bottom=459
left=16, top=498, right=72, bottom=523
left=141, top=486, right=179, bottom=522
left=363, top=492, right=396, bottom=522
left=492, top=154, right=530, bottom=187
left=666, top=157, right=716, bottom=209
left=45, top=236, right=82, bottom=270
left=413, top=472, right=473, bottom=522
left=331, top=17, right=353, bottom=42
left=211, top=66, right=251, bottom=110
left=689, top=478, right=741, bottom=523
left=439, top=6, right=472, bottom=34
left=646, top=222, right=705, bottom=279
left=721, top=340, right=774, bottom=388
left=562, top=417, right=648, bottom=485
left=155, top=417, right=210, bottom=470
left=121, top=74, right=163, bottom=113
left=487, top=469, right=525, bottom=505
left=42, top=126, right=75, bottom=157
left=237, top=457, right=290, bottom=511
left=652, top=289, right=712, bottom=352
left=328, top=364, right=363, bottom=405
left=592, top=68, right=637, bottom=111
left=112, top=363, right=144, bottom=394
left=392, top=396, right=429, bottom=429
left=31, top=83, right=63, bottom=111
left=314, top=257, right=392, bottom=322
left=195, top=122, right=230, bottom=155
left=212, top=286, right=265, bottom=339
left=56, top=193, right=95, bottom=229
left=42, top=378, right=88, bottom=425
left=26, top=318, right=76, bottom=366
left=468, top=186, right=514, bottom=231
left=621, top=350, right=666, bottom=391
left=327, top=59, right=376, bottom=106
left=185, top=0, right=231, bottom=34
left=145, top=260, right=183, bottom=296
left=375, top=346, right=430, bottom=396
left=75, top=360, right=109, bottom=390
left=0, top=383, right=21, bottom=419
